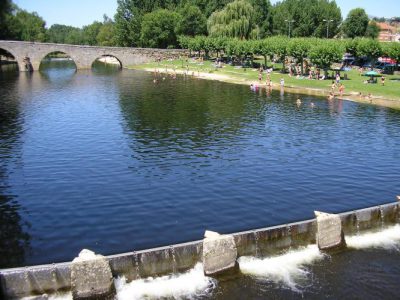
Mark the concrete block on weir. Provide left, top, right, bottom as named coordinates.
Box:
left=71, top=249, right=115, bottom=300
left=203, top=231, right=238, bottom=276
left=315, top=211, right=346, bottom=251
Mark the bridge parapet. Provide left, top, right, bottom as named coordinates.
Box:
left=0, top=40, right=188, bottom=71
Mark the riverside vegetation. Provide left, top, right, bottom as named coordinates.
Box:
left=131, top=36, right=400, bottom=106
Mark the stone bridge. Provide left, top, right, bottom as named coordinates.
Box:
left=0, top=40, right=188, bottom=71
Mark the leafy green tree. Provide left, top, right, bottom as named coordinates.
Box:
left=288, top=38, right=311, bottom=74
left=365, top=21, right=380, bottom=39
left=190, top=0, right=232, bottom=18
left=385, top=42, right=400, bottom=62
left=47, top=24, right=80, bottom=44
left=140, top=9, right=180, bottom=48
left=342, top=8, right=369, bottom=38
left=82, top=21, right=103, bottom=45
left=207, top=0, right=259, bottom=40
left=8, top=8, right=47, bottom=42
left=176, top=4, right=207, bottom=36
left=255, top=38, right=275, bottom=66
left=272, top=0, right=341, bottom=38
left=64, top=27, right=84, bottom=45
left=96, top=15, right=116, bottom=46
left=356, top=38, right=382, bottom=64
left=309, top=40, right=343, bottom=71
left=344, top=38, right=361, bottom=56
left=114, top=0, right=143, bottom=46
left=0, top=0, right=13, bottom=39
left=249, top=0, right=273, bottom=37
left=269, top=35, right=289, bottom=72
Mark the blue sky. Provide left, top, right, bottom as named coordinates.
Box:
left=14, top=0, right=400, bottom=28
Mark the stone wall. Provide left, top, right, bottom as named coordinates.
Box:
left=0, top=41, right=188, bottom=71
left=1, top=201, right=399, bottom=299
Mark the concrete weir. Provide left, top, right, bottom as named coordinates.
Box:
left=1, top=201, right=399, bottom=299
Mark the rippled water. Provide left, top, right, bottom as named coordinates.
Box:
left=1, top=60, right=400, bottom=268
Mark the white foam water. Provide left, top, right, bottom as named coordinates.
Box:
left=238, top=245, right=325, bottom=290
left=115, top=263, right=216, bottom=300
left=22, top=292, right=72, bottom=300
left=346, top=224, right=400, bottom=250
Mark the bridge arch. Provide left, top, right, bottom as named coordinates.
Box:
left=0, top=47, right=20, bottom=71
left=38, top=51, right=77, bottom=71
left=91, top=54, right=122, bottom=69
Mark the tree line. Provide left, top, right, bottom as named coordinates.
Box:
left=0, top=0, right=395, bottom=49
left=179, top=36, right=400, bottom=72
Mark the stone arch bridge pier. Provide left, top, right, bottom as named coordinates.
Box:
left=0, top=40, right=187, bottom=71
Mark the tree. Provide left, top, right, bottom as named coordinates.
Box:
left=64, top=27, right=83, bottom=45
left=0, top=0, right=13, bottom=39
left=114, top=0, right=143, bottom=47
left=356, top=38, right=382, bottom=64
left=47, top=24, right=81, bottom=44
left=342, top=8, right=369, bottom=38
left=288, top=38, right=311, bottom=74
left=249, top=0, right=273, bottom=37
left=365, top=21, right=380, bottom=39
left=385, top=42, right=400, bottom=62
left=96, top=15, right=117, bottom=46
left=271, top=0, right=341, bottom=38
left=11, top=8, right=47, bottom=42
left=82, top=21, right=103, bottom=45
left=207, top=0, right=259, bottom=40
left=176, top=4, right=207, bottom=36
left=140, top=9, right=180, bottom=48
left=309, top=40, right=343, bottom=71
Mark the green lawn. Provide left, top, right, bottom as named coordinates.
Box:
left=129, top=58, right=400, bottom=101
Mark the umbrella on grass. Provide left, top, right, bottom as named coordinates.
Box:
left=363, top=70, right=380, bottom=83
left=363, top=71, right=380, bottom=77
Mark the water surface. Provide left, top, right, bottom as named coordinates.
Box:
left=1, top=60, right=400, bottom=267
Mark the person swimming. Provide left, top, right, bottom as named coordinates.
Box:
left=296, top=98, right=301, bottom=105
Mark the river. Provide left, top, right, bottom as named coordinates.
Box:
left=1, top=59, right=400, bottom=298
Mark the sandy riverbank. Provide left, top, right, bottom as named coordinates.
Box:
left=137, top=67, right=400, bottom=110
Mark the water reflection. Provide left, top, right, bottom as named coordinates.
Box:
left=0, top=69, right=31, bottom=268
left=0, top=62, right=399, bottom=268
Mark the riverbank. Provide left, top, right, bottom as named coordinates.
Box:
left=128, top=59, right=400, bottom=110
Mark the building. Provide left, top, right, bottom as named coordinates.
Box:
left=377, top=22, right=397, bottom=42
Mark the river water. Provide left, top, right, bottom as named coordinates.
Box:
left=1, top=60, right=400, bottom=280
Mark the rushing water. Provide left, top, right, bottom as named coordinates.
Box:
left=1, top=60, right=400, bottom=269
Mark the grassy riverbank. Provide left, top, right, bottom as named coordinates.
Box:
left=128, top=59, right=400, bottom=109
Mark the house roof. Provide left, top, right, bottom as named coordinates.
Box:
left=376, top=22, right=396, bottom=31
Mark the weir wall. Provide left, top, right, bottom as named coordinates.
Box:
left=1, top=201, right=399, bottom=299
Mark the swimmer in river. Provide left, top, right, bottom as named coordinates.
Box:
left=310, top=102, right=315, bottom=108
left=296, top=98, right=301, bottom=106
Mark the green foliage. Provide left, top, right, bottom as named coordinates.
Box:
left=207, top=0, right=259, bottom=39
left=176, top=4, right=207, bottom=36
left=47, top=24, right=80, bottom=44
left=82, top=22, right=103, bottom=45
left=7, top=7, right=47, bottom=42
left=140, top=9, right=180, bottom=48
left=344, top=38, right=361, bottom=56
left=249, top=0, right=273, bottom=37
left=272, top=0, right=341, bottom=38
left=365, top=21, right=380, bottom=40
left=356, top=38, right=382, bottom=61
left=96, top=16, right=116, bottom=46
left=114, top=0, right=143, bottom=47
left=0, top=0, right=13, bottom=39
left=342, top=8, right=369, bottom=38
left=309, top=40, right=343, bottom=69
left=383, top=42, right=400, bottom=62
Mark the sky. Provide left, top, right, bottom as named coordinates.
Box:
left=14, top=0, right=400, bottom=28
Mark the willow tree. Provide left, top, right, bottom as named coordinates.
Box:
left=207, top=0, right=259, bottom=40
